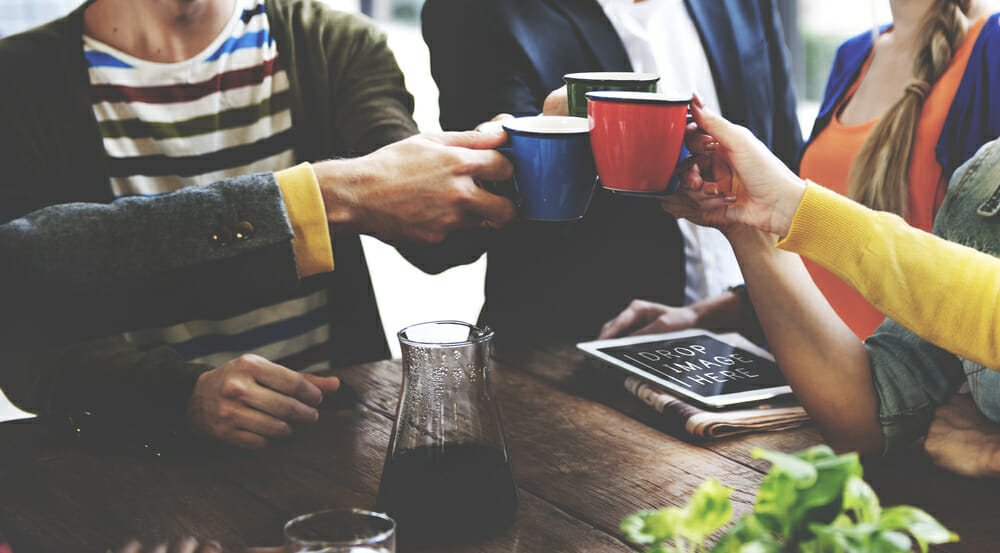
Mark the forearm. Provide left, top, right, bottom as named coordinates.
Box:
left=730, top=226, right=882, bottom=453
left=686, top=291, right=742, bottom=330
left=2, top=173, right=306, bottom=348
left=4, top=336, right=206, bottom=428
left=779, top=183, right=1000, bottom=368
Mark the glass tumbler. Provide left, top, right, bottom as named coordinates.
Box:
left=284, top=508, right=395, bottom=553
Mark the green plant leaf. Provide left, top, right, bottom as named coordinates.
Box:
left=621, top=510, right=659, bottom=545
left=879, top=505, right=960, bottom=551
left=682, top=477, right=734, bottom=541
left=751, top=470, right=798, bottom=538
left=752, top=446, right=864, bottom=543
left=841, top=475, right=881, bottom=523
left=644, top=507, right=685, bottom=542
left=870, top=530, right=915, bottom=553
left=753, top=447, right=821, bottom=485
left=709, top=517, right=782, bottom=553
left=623, top=446, right=958, bottom=553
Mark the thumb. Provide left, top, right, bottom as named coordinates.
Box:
left=690, top=96, right=740, bottom=147
left=302, top=374, right=341, bottom=396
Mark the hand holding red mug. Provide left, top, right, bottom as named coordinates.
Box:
left=664, top=94, right=807, bottom=237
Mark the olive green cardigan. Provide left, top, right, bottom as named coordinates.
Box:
left=0, top=0, right=418, bottom=440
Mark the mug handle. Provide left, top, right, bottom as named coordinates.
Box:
left=479, top=144, right=521, bottom=206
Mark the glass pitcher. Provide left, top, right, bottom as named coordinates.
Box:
left=375, top=321, right=518, bottom=547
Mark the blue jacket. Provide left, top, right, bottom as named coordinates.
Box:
left=805, top=13, right=1000, bottom=182
left=414, top=0, right=803, bottom=341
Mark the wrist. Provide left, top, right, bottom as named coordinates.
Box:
left=771, top=176, right=808, bottom=238
left=311, top=158, right=367, bottom=236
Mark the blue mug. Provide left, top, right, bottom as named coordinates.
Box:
left=498, top=116, right=597, bottom=222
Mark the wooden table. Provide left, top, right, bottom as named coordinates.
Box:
left=1, top=341, right=997, bottom=552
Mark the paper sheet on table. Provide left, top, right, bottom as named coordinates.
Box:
left=625, top=375, right=810, bottom=439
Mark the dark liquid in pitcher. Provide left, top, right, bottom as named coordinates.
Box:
left=375, top=443, right=519, bottom=546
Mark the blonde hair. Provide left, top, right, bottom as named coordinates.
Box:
left=847, top=0, right=970, bottom=216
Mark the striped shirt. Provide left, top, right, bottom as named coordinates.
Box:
left=85, top=0, right=331, bottom=371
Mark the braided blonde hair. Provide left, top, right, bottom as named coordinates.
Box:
left=847, top=0, right=971, bottom=216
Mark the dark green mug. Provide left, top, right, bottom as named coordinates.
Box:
left=563, top=72, right=660, bottom=117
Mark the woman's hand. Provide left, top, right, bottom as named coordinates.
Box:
left=663, top=95, right=807, bottom=237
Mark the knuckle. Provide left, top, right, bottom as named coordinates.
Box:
left=278, top=401, right=299, bottom=420
left=216, top=403, right=237, bottom=421
left=243, top=436, right=268, bottom=450
left=220, top=378, right=247, bottom=399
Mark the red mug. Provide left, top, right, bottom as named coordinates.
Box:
left=586, top=90, right=691, bottom=195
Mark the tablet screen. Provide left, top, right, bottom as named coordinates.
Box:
left=578, top=330, right=792, bottom=408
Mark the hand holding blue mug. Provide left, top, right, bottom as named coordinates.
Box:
left=495, top=115, right=598, bottom=222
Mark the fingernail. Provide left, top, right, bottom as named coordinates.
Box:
left=722, top=194, right=738, bottom=203
left=206, top=541, right=223, bottom=552
left=704, top=183, right=718, bottom=196
left=692, top=92, right=705, bottom=109
left=704, top=140, right=719, bottom=152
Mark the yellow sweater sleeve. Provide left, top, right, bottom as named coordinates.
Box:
left=274, top=163, right=334, bottom=277
left=777, top=181, right=1000, bottom=368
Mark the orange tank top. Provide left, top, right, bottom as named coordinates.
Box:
left=798, top=16, right=987, bottom=339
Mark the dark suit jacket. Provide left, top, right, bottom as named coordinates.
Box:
left=415, top=0, right=803, bottom=342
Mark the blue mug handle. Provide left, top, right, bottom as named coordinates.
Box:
left=479, top=144, right=521, bottom=206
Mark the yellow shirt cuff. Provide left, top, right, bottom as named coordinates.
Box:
left=274, top=163, right=334, bottom=277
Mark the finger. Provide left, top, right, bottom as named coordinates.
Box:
left=171, top=537, right=200, bottom=553
left=460, top=184, right=518, bottom=227
left=434, top=126, right=509, bottom=150
left=672, top=153, right=701, bottom=178
left=116, top=540, right=143, bottom=553
left=242, top=386, right=319, bottom=424
left=629, top=318, right=679, bottom=337
left=302, top=374, right=340, bottom=396
left=461, top=148, right=515, bottom=182
left=711, top=153, right=735, bottom=195
left=150, top=544, right=168, bottom=553
left=678, top=161, right=706, bottom=192
left=230, top=406, right=293, bottom=438
left=226, top=428, right=269, bottom=450
left=684, top=133, right=720, bottom=157
left=598, top=304, right=652, bottom=340
left=196, top=541, right=223, bottom=553
left=689, top=100, right=741, bottom=148
left=243, top=547, right=286, bottom=553
left=474, top=113, right=514, bottom=132
left=659, top=195, right=705, bottom=219
left=542, top=85, right=569, bottom=115
left=249, top=360, right=323, bottom=407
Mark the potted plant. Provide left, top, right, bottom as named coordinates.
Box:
left=621, top=445, right=957, bottom=553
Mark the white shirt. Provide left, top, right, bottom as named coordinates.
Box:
left=598, top=0, right=744, bottom=304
